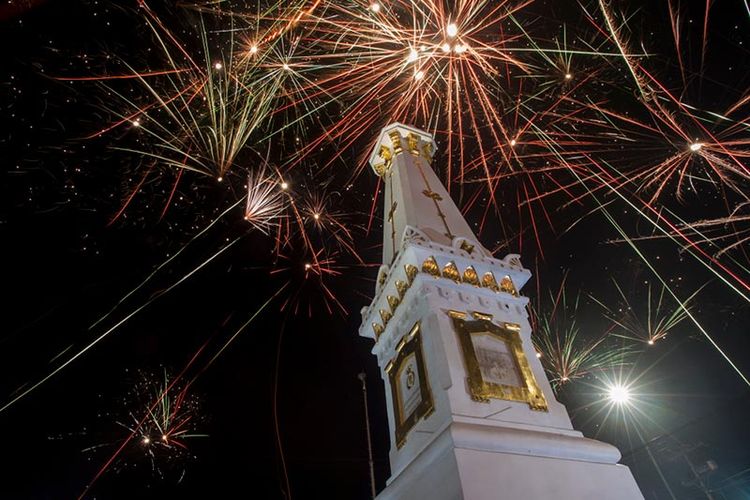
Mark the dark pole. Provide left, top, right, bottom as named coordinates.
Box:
left=358, top=372, right=376, bottom=499
left=683, top=454, right=716, bottom=500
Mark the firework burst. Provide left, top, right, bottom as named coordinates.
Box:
left=530, top=278, right=634, bottom=388
left=268, top=236, right=367, bottom=317
left=244, top=167, right=288, bottom=233
left=594, top=280, right=698, bottom=346
left=84, top=369, right=207, bottom=482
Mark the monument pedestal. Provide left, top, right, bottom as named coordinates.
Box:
left=378, top=421, right=642, bottom=500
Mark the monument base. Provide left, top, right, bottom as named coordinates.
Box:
left=377, top=421, right=644, bottom=500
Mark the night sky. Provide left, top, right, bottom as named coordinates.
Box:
left=2, top=1, right=750, bottom=499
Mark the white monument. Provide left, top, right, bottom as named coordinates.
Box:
left=359, top=123, right=644, bottom=500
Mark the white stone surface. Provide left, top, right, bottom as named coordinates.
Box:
left=377, top=425, right=642, bottom=500
left=454, top=448, right=642, bottom=500
left=361, top=124, right=644, bottom=499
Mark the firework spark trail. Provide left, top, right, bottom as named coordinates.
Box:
left=699, top=0, right=711, bottom=80
left=84, top=10, right=292, bottom=183
left=580, top=97, right=750, bottom=210
left=585, top=157, right=750, bottom=302
left=107, top=161, right=155, bottom=225
left=565, top=157, right=750, bottom=387
left=54, top=67, right=199, bottom=144
left=0, top=231, right=249, bottom=414
left=277, top=185, right=323, bottom=262
left=78, top=78, right=203, bottom=140
left=189, top=285, right=288, bottom=378
left=90, top=195, right=247, bottom=331
left=244, top=168, right=288, bottom=234
left=596, top=0, right=648, bottom=100
left=267, top=182, right=373, bottom=316
left=531, top=275, right=633, bottom=387
left=300, top=189, right=367, bottom=264
left=667, top=0, right=686, bottom=89
left=115, top=371, right=208, bottom=457
left=593, top=281, right=700, bottom=346
left=270, top=175, right=366, bottom=273
left=58, top=69, right=193, bottom=81
left=591, top=2, right=750, bottom=201
left=261, top=0, right=544, bottom=180
left=528, top=98, right=745, bottom=288
left=684, top=209, right=750, bottom=258
left=251, top=0, right=323, bottom=48
left=159, top=168, right=184, bottom=221
left=271, top=248, right=349, bottom=316
left=604, top=202, right=750, bottom=274
left=637, top=69, right=750, bottom=184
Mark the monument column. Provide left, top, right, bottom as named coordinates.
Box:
left=359, top=123, right=643, bottom=499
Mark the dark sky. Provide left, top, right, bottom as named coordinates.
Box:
left=1, top=1, right=750, bottom=499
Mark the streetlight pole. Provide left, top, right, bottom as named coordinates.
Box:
left=358, top=372, right=376, bottom=499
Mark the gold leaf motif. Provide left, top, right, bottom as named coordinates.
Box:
left=442, top=261, right=460, bottom=282
left=387, top=295, right=400, bottom=312
left=500, top=276, right=518, bottom=297
left=395, top=280, right=408, bottom=298
left=389, top=131, right=403, bottom=155
left=405, top=365, right=415, bottom=389
left=447, top=310, right=467, bottom=319
left=379, top=144, right=392, bottom=162
left=374, top=145, right=393, bottom=177
left=404, top=264, right=418, bottom=284
left=421, top=142, right=434, bottom=162
left=378, top=269, right=388, bottom=286
left=380, top=309, right=392, bottom=325
left=407, top=132, right=420, bottom=155
left=421, top=189, right=443, bottom=201
left=372, top=322, right=384, bottom=339
left=387, top=201, right=398, bottom=222
left=459, top=240, right=475, bottom=254
left=395, top=336, right=407, bottom=353
left=421, top=256, right=440, bottom=277
left=462, top=266, right=480, bottom=286
left=472, top=311, right=493, bottom=321
left=482, top=271, right=499, bottom=292
left=373, top=162, right=386, bottom=177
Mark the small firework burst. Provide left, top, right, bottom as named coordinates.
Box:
left=594, top=280, right=698, bottom=346
left=531, top=278, right=633, bottom=388
left=271, top=247, right=349, bottom=317
left=244, top=167, right=288, bottom=234
left=263, top=177, right=370, bottom=316
left=298, top=188, right=366, bottom=258
left=84, top=368, right=207, bottom=482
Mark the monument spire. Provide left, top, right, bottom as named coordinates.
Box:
left=360, top=123, right=643, bottom=499
left=368, top=123, right=487, bottom=264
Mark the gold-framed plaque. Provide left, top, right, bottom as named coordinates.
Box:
left=385, top=322, right=434, bottom=449
left=449, top=311, right=548, bottom=411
